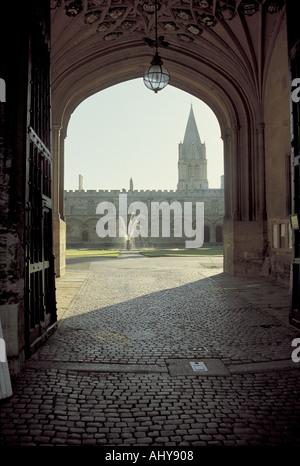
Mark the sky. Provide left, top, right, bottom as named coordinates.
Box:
left=64, top=78, right=224, bottom=192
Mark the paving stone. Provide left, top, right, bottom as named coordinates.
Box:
left=1, top=255, right=300, bottom=447
left=153, top=436, right=170, bottom=443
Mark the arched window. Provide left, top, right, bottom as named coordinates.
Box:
left=216, top=225, right=223, bottom=243
left=82, top=230, right=89, bottom=242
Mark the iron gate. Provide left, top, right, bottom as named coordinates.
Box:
left=24, top=5, right=57, bottom=356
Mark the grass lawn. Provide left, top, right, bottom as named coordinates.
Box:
left=140, top=246, right=223, bottom=257
left=66, top=249, right=120, bottom=258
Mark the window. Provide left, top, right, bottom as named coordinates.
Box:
left=212, top=200, right=219, bottom=214
left=280, top=223, right=286, bottom=249
left=289, top=222, right=293, bottom=249
left=272, top=221, right=293, bottom=250
left=216, top=225, right=223, bottom=243
left=273, top=224, right=278, bottom=249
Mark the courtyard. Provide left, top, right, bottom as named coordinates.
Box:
left=1, top=251, right=300, bottom=449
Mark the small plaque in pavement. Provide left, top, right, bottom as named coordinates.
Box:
left=166, top=358, right=230, bottom=376
left=190, top=361, right=208, bottom=372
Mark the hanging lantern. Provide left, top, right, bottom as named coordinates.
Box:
left=143, top=52, right=170, bottom=93
left=143, top=1, right=170, bottom=93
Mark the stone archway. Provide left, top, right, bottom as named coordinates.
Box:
left=50, top=0, right=289, bottom=281
left=1, top=0, right=296, bottom=377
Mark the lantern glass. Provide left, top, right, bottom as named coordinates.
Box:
left=143, top=63, right=170, bottom=93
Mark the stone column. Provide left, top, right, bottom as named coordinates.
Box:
left=223, top=122, right=268, bottom=277
left=222, top=129, right=234, bottom=274
left=231, top=126, right=241, bottom=221
left=52, top=124, right=66, bottom=277
left=52, top=124, right=61, bottom=219
left=222, top=131, right=232, bottom=219
left=256, top=123, right=267, bottom=221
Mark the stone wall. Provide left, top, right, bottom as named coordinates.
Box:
left=264, top=16, right=293, bottom=286
left=64, top=188, right=224, bottom=249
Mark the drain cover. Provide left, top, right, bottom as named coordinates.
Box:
left=190, top=361, right=208, bottom=372
left=166, top=359, right=230, bottom=376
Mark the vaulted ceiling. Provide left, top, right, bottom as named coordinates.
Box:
left=50, top=0, right=286, bottom=135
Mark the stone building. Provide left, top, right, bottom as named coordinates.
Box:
left=65, top=105, right=224, bottom=249
left=1, top=0, right=300, bottom=376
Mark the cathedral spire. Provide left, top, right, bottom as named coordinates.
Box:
left=183, top=104, right=202, bottom=148
left=179, top=105, right=206, bottom=161
left=177, top=106, right=209, bottom=191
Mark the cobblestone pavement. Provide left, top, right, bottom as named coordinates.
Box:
left=1, top=252, right=300, bottom=448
